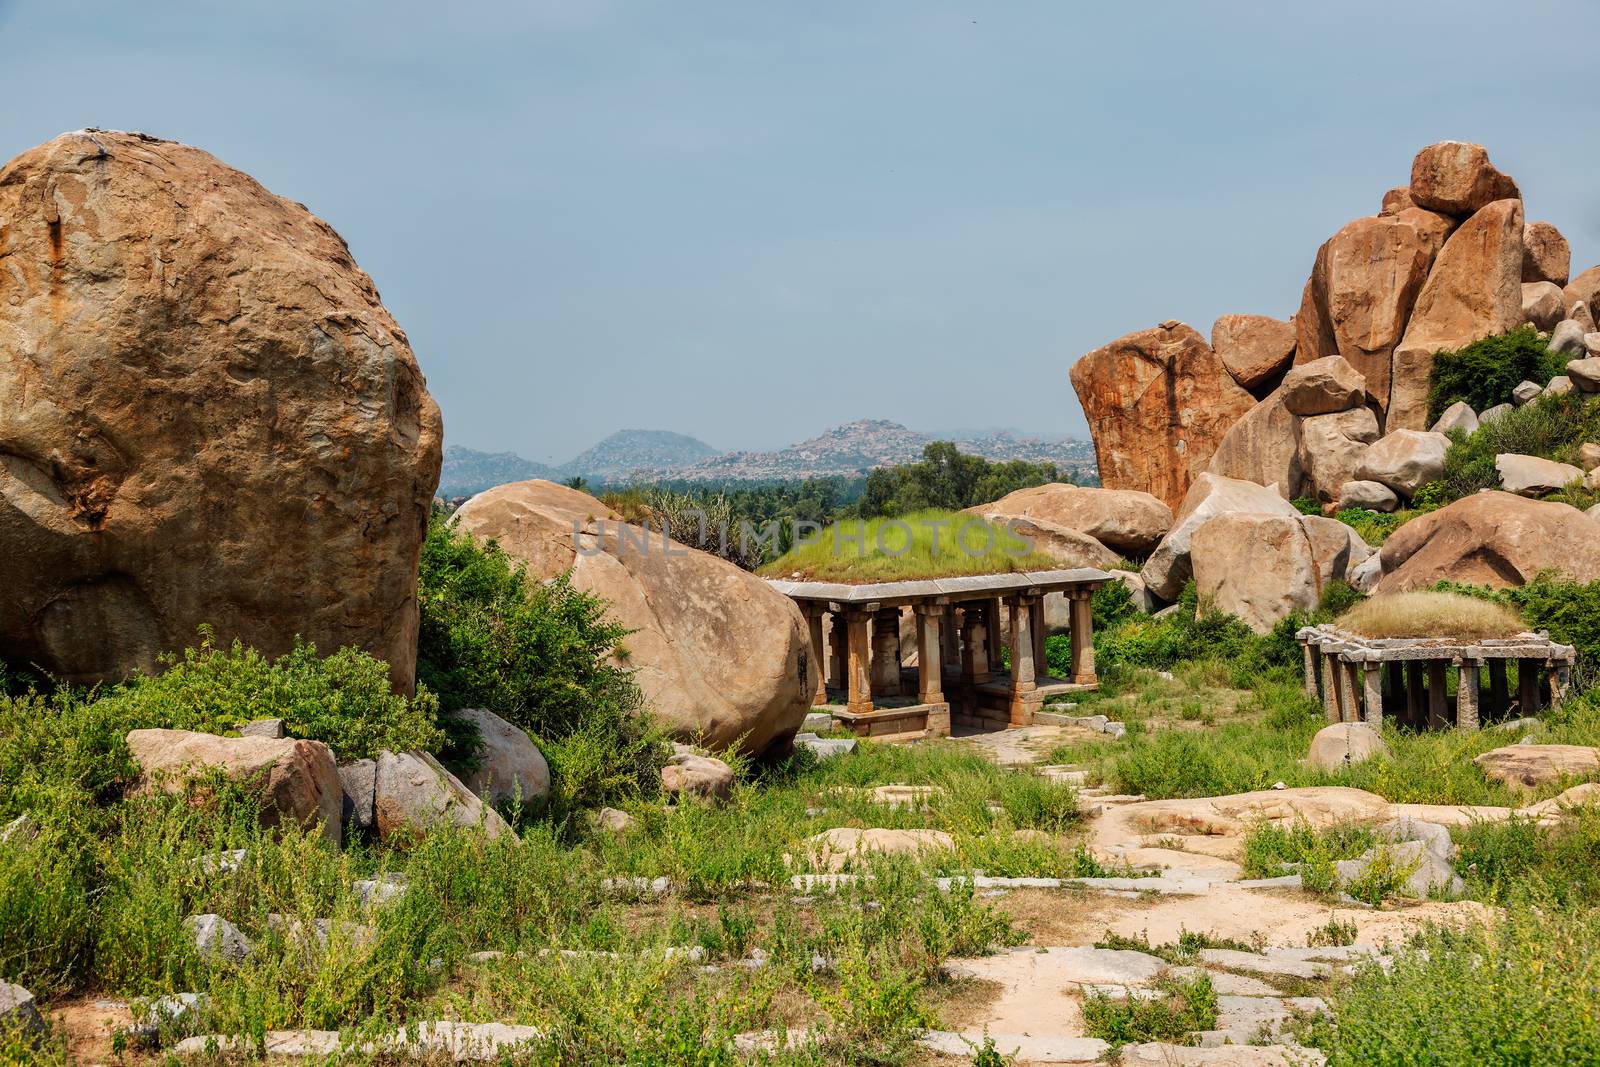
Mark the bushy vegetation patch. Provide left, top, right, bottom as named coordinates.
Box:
left=1426, top=326, right=1566, bottom=423
left=88, top=633, right=443, bottom=762
left=1334, top=507, right=1422, bottom=547
left=1435, top=574, right=1600, bottom=679
left=417, top=517, right=666, bottom=811
left=1452, top=807, right=1600, bottom=907
left=1309, top=901, right=1600, bottom=1066
left=1430, top=389, right=1600, bottom=504
left=1240, top=821, right=1377, bottom=891
left=759, top=509, right=1057, bottom=582
left=1335, top=590, right=1524, bottom=639
left=1081, top=970, right=1217, bottom=1046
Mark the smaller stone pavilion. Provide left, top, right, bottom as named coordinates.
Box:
left=1297, top=624, right=1575, bottom=730
left=768, top=569, right=1112, bottom=739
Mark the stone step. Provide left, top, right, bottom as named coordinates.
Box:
left=917, top=1030, right=1108, bottom=1064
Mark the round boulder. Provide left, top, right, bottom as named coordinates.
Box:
left=1376, top=491, right=1600, bottom=593
left=445, top=708, right=550, bottom=807
left=1408, top=141, right=1520, bottom=216
left=452, top=480, right=811, bottom=755
left=1307, top=723, right=1390, bottom=773
left=1280, top=355, right=1367, bottom=416
left=967, top=483, right=1172, bottom=557
left=0, top=131, right=442, bottom=691
left=1355, top=430, right=1450, bottom=499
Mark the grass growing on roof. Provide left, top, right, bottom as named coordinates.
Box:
left=1334, top=590, right=1526, bottom=639
left=758, top=508, right=1059, bottom=582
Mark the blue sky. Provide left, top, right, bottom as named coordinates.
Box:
left=1, top=1, right=1594, bottom=464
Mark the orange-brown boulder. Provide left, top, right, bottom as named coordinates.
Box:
left=0, top=131, right=442, bottom=691
left=1523, top=221, right=1571, bottom=286
left=1564, top=266, right=1600, bottom=317
left=1293, top=209, right=1454, bottom=419
left=1205, top=388, right=1303, bottom=499
left=1211, top=314, right=1296, bottom=391
left=1070, top=322, right=1256, bottom=512
left=1389, top=200, right=1525, bottom=430
left=1408, top=141, right=1521, bottom=217
left=1379, top=186, right=1413, bottom=215
left=1375, top=491, right=1600, bottom=593
left=967, top=483, right=1172, bottom=557
left=452, top=480, right=810, bottom=755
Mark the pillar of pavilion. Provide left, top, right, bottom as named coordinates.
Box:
left=769, top=569, right=1111, bottom=740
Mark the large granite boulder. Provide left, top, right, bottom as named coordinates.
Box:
left=126, top=729, right=343, bottom=847
left=1140, top=473, right=1299, bottom=603
left=1408, top=141, right=1520, bottom=216
left=1355, top=430, right=1450, bottom=499
left=1564, top=265, right=1600, bottom=315
left=1070, top=321, right=1256, bottom=512
left=1308, top=723, right=1390, bottom=772
left=1495, top=454, right=1584, bottom=497
left=1338, top=479, right=1398, bottom=512
left=1281, top=355, right=1367, bottom=416
left=1211, top=314, right=1296, bottom=391
left=1191, top=514, right=1369, bottom=633
left=452, top=480, right=810, bottom=755
left=1522, top=221, right=1571, bottom=286
left=444, top=708, right=550, bottom=808
left=1376, top=491, right=1600, bottom=592
left=1390, top=199, right=1525, bottom=429
left=373, top=750, right=512, bottom=842
left=1294, top=208, right=1453, bottom=420
left=1205, top=388, right=1303, bottom=500
left=1299, top=408, right=1380, bottom=503
left=965, top=512, right=1117, bottom=569
left=1474, top=745, right=1600, bottom=794
left=966, top=484, right=1172, bottom=557
left=0, top=131, right=442, bottom=692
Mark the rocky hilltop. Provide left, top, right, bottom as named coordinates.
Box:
left=1072, top=141, right=1593, bottom=512
left=440, top=446, right=554, bottom=497
left=559, top=429, right=721, bottom=480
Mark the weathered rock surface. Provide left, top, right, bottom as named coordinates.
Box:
left=808, top=827, right=954, bottom=871
left=968, top=484, right=1173, bottom=557
left=1574, top=300, right=1599, bottom=332
left=1550, top=319, right=1588, bottom=357
left=980, top=513, right=1118, bottom=568
left=661, top=752, right=736, bottom=802
left=1338, top=480, right=1398, bottom=512
left=1512, top=380, right=1543, bottom=405
left=1430, top=400, right=1479, bottom=435
left=1355, top=430, right=1449, bottom=499
left=444, top=708, right=550, bottom=807
left=0, top=131, right=442, bottom=692
left=1564, top=265, right=1600, bottom=315
left=1522, top=281, right=1567, bottom=330
left=127, top=729, right=342, bottom=846
left=1522, top=221, right=1571, bottom=286
left=0, top=982, right=43, bottom=1040
left=1481, top=402, right=1514, bottom=424
left=1300, top=515, right=1373, bottom=589
left=338, top=759, right=377, bottom=835
left=1474, top=745, right=1600, bottom=793
left=186, top=914, right=251, bottom=963
left=1568, top=357, right=1600, bottom=392
left=1336, top=837, right=1462, bottom=899
left=1211, top=314, right=1296, bottom=391
left=373, top=751, right=511, bottom=843
left=1140, top=474, right=1300, bottom=602
left=1308, top=723, right=1390, bottom=772
left=1408, top=141, right=1520, bottom=216
left=1299, top=408, right=1380, bottom=503
left=453, top=480, right=811, bottom=754
left=1191, top=515, right=1321, bottom=633
left=1495, top=454, right=1583, bottom=497
left=1294, top=209, right=1453, bottom=419
left=1206, top=388, right=1303, bottom=500
left=1070, top=322, right=1257, bottom=512
left=1376, top=491, right=1600, bottom=592
left=1281, top=356, right=1366, bottom=417
left=1390, top=199, right=1524, bottom=429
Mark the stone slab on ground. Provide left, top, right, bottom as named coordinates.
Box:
left=1198, top=949, right=1331, bottom=979
left=1121, top=1043, right=1326, bottom=1066
left=1166, top=966, right=1278, bottom=995
left=1206, top=995, right=1328, bottom=1045
left=917, top=1031, right=1109, bottom=1063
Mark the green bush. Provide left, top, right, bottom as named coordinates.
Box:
left=1426, top=326, right=1565, bottom=422
left=1291, top=495, right=1322, bottom=516
left=1335, top=507, right=1417, bottom=547
left=1453, top=808, right=1600, bottom=906
left=416, top=517, right=666, bottom=811
left=1434, top=391, right=1600, bottom=503
left=87, top=634, right=442, bottom=762
left=1082, top=971, right=1217, bottom=1045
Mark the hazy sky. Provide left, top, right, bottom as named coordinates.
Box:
left=2, top=2, right=1595, bottom=464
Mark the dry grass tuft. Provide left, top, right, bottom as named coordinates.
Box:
left=1337, top=591, right=1525, bottom=639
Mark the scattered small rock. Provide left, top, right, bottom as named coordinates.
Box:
left=185, top=914, right=251, bottom=963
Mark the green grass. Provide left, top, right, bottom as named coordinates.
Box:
left=759, top=509, right=1059, bottom=582
left=1081, top=971, right=1218, bottom=1046
left=1240, top=822, right=1378, bottom=893
left=1432, top=390, right=1600, bottom=504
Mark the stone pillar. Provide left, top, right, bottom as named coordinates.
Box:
left=1552, top=661, right=1572, bottom=711
left=915, top=604, right=945, bottom=705
left=1517, top=659, right=1541, bottom=717
left=871, top=608, right=902, bottom=697
left=827, top=614, right=847, bottom=697
left=1488, top=659, right=1509, bottom=720
left=844, top=609, right=873, bottom=715
left=1068, top=590, right=1096, bottom=684
left=1427, top=661, right=1449, bottom=729
left=1030, top=599, right=1047, bottom=680
left=1343, top=662, right=1363, bottom=724
left=961, top=604, right=991, bottom=685
left=1007, top=597, right=1037, bottom=726
left=1383, top=662, right=1404, bottom=720
left=1405, top=662, right=1425, bottom=729
left=1301, top=641, right=1319, bottom=700
left=988, top=597, right=1006, bottom=673
left=1362, top=663, right=1384, bottom=726
left=803, top=605, right=828, bottom=707
left=1321, top=651, right=1342, bottom=724
left=1456, top=659, right=1479, bottom=730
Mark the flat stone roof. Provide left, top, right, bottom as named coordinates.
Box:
left=1297, top=624, right=1576, bottom=663
left=766, top=568, right=1113, bottom=607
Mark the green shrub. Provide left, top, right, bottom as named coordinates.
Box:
left=1434, top=573, right=1600, bottom=674
left=1426, top=326, right=1565, bottom=422
left=1453, top=808, right=1600, bottom=906
left=1291, top=495, right=1322, bottom=515
left=1082, top=971, right=1217, bottom=1046
left=86, top=633, right=442, bottom=762
left=1434, top=390, right=1600, bottom=504
left=416, top=517, right=666, bottom=810
left=1335, top=507, right=1415, bottom=547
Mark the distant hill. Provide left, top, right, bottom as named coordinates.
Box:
left=557, top=429, right=720, bottom=480
left=441, top=420, right=1096, bottom=496
left=439, top=446, right=554, bottom=497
